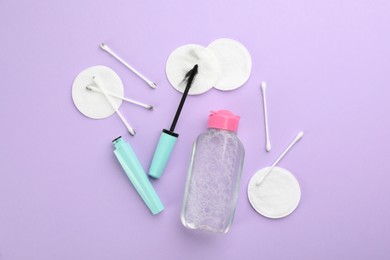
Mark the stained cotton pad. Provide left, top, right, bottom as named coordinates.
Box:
left=166, top=44, right=220, bottom=95
left=247, top=166, right=301, bottom=219
left=207, top=38, right=252, bottom=91
left=72, top=65, right=124, bottom=119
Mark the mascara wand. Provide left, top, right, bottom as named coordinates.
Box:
left=149, top=64, right=199, bottom=179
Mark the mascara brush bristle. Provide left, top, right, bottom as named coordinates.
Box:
left=182, top=64, right=199, bottom=84
left=169, top=64, right=199, bottom=132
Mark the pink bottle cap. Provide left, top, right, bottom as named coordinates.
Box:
left=208, top=110, right=240, bottom=132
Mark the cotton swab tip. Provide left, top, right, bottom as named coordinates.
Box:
left=296, top=131, right=304, bottom=140
left=261, top=81, right=267, bottom=91
left=128, top=128, right=136, bottom=136
left=148, top=82, right=157, bottom=89
left=99, top=43, right=110, bottom=51
left=266, top=141, right=271, bottom=152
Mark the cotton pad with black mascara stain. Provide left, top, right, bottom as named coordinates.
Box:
left=166, top=44, right=220, bottom=95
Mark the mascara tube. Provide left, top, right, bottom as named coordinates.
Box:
left=149, top=129, right=178, bottom=179
left=113, top=136, right=164, bottom=215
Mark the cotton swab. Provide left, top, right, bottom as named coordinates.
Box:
left=86, top=85, right=153, bottom=110
left=99, top=43, right=157, bottom=89
left=256, top=131, right=304, bottom=186
left=261, top=81, right=271, bottom=152
left=92, top=76, right=136, bottom=136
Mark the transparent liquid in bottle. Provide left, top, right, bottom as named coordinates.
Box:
left=181, top=110, right=244, bottom=233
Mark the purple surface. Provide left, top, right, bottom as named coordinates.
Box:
left=1, top=0, right=390, bottom=259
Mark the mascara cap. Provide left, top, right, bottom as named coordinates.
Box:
left=113, top=137, right=164, bottom=215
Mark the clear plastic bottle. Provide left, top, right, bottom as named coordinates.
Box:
left=181, top=110, right=245, bottom=233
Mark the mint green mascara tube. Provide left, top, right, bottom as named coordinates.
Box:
left=149, top=129, right=178, bottom=179
left=149, top=64, right=198, bottom=179
left=113, top=136, right=164, bottom=215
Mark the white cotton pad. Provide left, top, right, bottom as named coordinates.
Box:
left=72, top=65, right=124, bottom=119
left=207, top=38, right=252, bottom=91
left=247, top=167, right=301, bottom=219
left=166, top=44, right=220, bottom=95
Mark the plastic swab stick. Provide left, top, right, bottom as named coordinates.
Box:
left=86, top=85, right=153, bottom=110
left=99, top=43, right=157, bottom=89
left=261, top=81, right=271, bottom=152
left=92, top=76, right=136, bottom=136
left=256, top=131, right=304, bottom=186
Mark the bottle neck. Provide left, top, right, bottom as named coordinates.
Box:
left=208, top=127, right=237, bottom=134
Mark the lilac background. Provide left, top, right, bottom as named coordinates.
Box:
left=1, top=0, right=390, bottom=259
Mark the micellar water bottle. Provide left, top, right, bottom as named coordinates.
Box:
left=181, top=110, right=245, bottom=233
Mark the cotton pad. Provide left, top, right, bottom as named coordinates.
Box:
left=72, top=65, right=124, bottom=119
left=207, top=38, right=252, bottom=91
left=247, top=166, right=301, bottom=219
left=166, top=44, right=220, bottom=95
